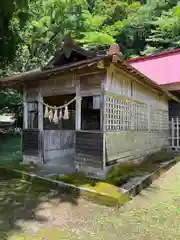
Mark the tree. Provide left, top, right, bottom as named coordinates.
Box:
left=2, top=0, right=180, bottom=120
left=142, top=3, right=180, bottom=55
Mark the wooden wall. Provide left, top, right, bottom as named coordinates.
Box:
left=22, top=129, right=40, bottom=156
left=105, top=64, right=168, bottom=109
left=105, top=131, right=169, bottom=163
left=74, top=131, right=103, bottom=169
left=22, top=129, right=44, bottom=164
left=104, top=64, right=170, bottom=164
left=25, top=72, right=104, bottom=100
left=23, top=72, right=104, bottom=166
left=43, top=130, right=75, bottom=164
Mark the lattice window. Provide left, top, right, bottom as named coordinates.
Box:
left=149, top=108, right=165, bottom=130
left=159, top=110, right=169, bottom=130
left=104, top=94, right=168, bottom=132
left=150, top=109, right=157, bottom=130
left=138, top=103, right=148, bottom=130
left=132, top=102, right=138, bottom=130
left=105, top=96, right=131, bottom=131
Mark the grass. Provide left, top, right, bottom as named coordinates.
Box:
left=0, top=134, right=179, bottom=239
left=0, top=159, right=180, bottom=239
left=53, top=173, right=129, bottom=206
left=0, top=134, right=22, bottom=165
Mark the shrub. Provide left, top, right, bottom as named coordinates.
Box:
left=54, top=172, right=97, bottom=186
left=145, top=151, right=174, bottom=164
left=106, top=162, right=136, bottom=186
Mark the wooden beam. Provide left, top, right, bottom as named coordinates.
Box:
left=37, top=87, right=43, bottom=131
left=75, top=76, right=81, bottom=130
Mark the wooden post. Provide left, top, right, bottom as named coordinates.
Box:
left=75, top=76, right=81, bottom=130
left=177, top=117, right=179, bottom=150
left=38, top=88, right=43, bottom=131
left=23, top=86, right=28, bottom=129
left=147, top=105, right=150, bottom=131
left=37, top=87, right=44, bottom=163
left=172, top=117, right=175, bottom=148
left=100, top=77, right=105, bottom=132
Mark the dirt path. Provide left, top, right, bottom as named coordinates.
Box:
left=3, top=161, right=180, bottom=239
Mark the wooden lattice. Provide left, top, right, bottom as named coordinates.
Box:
left=104, top=95, right=169, bottom=131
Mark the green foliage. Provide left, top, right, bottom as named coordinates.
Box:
left=1, top=0, right=180, bottom=116
left=53, top=173, right=129, bottom=207
left=145, top=151, right=174, bottom=163
left=106, top=151, right=175, bottom=186
left=54, top=172, right=98, bottom=186
left=106, top=162, right=136, bottom=185
left=0, top=89, right=23, bottom=118
left=0, top=0, right=30, bottom=69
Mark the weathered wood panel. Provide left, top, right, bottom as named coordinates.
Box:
left=22, top=129, right=40, bottom=156
left=75, top=131, right=103, bottom=157
left=105, top=64, right=168, bottom=110
left=41, top=76, right=76, bottom=97
left=26, top=87, right=39, bottom=102
left=80, top=74, right=103, bottom=96
left=74, top=154, right=103, bottom=168
left=105, top=130, right=170, bottom=163
left=35, top=73, right=104, bottom=97
left=44, top=130, right=75, bottom=151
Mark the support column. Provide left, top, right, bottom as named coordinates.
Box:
left=37, top=87, right=44, bottom=163
left=23, top=86, right=28, bottom=129
left=100, top=77, right=105, bottom=131
left=75, top=77, right=82, bottom=130
left=38, top=88, right=43, bottom=131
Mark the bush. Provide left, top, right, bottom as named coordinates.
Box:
left=54, top=172, right=97, bottom=186
left=145, top=151, right=174, bottom=164
left=106, top=162, right=136, bottom=186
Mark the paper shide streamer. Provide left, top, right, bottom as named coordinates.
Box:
left=42, top=97, right=79, bottom=123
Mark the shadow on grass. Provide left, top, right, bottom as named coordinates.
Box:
left=0, top=168, right=81, bottom=239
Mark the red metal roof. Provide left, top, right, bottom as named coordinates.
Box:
left=127, top=49, right=180, bottom=85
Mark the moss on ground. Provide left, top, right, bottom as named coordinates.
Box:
left=53, top=172, right=97, bottom=186
left=81, top=181, right=129, bottom=206
left=52, top=173, right=129, bottom=206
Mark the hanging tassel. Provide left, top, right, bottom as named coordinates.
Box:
left=44, top=105, right=49, bottom=118
left=63, top=105, right=69, bottom=120
left=48, top=108, right=53, bottom=122
left=53, top=107, right=58, bottom=124
left=59, top=109, right=63, bottom=120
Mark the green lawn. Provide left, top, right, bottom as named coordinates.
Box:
left=0, top=134, right=22, bottom=165
left=0, top=160, right=179, bottom=239
left=0, top=135, right=180, bottom=239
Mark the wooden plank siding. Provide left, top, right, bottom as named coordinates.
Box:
left=75, top=131, right=103, bottom=168
left=44, top=130, right=75, bottom=151
left=103, top=65, right=170, bottom=164
left=43, top=130, right=75, bottom=164
left=22, top=129, right=40, bottom=156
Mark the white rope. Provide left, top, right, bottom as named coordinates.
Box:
left=40, top=96, right=81, bottom=110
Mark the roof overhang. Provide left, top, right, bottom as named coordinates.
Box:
left=1, top=54, right=180, bottom=103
